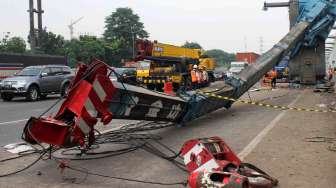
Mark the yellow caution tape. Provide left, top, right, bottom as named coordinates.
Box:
left=198, top=91, right=336, bottom=113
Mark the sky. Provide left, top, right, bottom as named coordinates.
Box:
left=0, top=0, right=292, bottom=53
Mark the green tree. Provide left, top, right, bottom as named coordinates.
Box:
left=182, top=41, right=202, bottom=49
left=205, top=49, right=236, bottom=67
left=64, top=35, right=108, bottom=67
left=38, top=29, right=65, bottom=55
left=103, top=7, right=149, bottom=61
left=0, top=35, right=26, bottom=53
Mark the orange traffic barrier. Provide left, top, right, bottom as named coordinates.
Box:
left=164, top=81, right=175, bottom=96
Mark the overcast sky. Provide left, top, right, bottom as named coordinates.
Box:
left=0, top=0, right=292, bottom=53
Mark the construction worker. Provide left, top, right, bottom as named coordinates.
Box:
left=191, top=65, right=198, bottom=89
left=196, top=66, right=203, bottom=88
left=201, top=66, right=209, bottom=87
left=270, top=69, right=278, bottom=88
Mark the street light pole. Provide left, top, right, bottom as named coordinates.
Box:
left=131, top=27, right=136, bottom=59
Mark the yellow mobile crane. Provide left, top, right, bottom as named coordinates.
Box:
left=135, top=40, right=216, bottom=91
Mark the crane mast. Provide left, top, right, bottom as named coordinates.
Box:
left=68, top=17, right=84, bottom=39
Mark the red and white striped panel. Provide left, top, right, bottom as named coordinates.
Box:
left=77, top=75, right=115, bottom=135
left=181, top=140, right=220, bottom=173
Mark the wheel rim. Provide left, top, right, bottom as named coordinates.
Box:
left=65, top=85, right=70, bottom=95
left=31, top=89, right=38, bottom=100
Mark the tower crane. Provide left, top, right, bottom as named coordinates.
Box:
left=68, top=17, right=83, bottom=39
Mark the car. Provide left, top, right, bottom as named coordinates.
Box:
left=0, top=65, right=74, bottom=101
left=111, top=67, right=137, bottom=84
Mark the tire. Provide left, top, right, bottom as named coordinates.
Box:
left=61, top=83, right=70, bottom=97
left=26, top=85, right=39, bottom=101
left=1, top=93, right=13, bottom=102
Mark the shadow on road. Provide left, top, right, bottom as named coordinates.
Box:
left=1, top=95, right=61, bottom=103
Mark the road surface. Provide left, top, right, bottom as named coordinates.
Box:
left=0, top=88, right=335, bottom=187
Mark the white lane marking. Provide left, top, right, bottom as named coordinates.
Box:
left=238, top=94, right=302, bottom=160
left=0, top=119, right=29, bottom=126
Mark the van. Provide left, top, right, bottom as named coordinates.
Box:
left=229, top=61, right=248, bottom=75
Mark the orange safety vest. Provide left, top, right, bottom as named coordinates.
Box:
left=191, top=70, right=197, bottom=83
left=271, top=71, right=277, bottom=79
left=196, top=71, right=203, bottom=83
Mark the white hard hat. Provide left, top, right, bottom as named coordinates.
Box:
left=193, top=65, right=198, bottom=69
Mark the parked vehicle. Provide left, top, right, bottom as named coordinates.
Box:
left=229, top=61, right=248, bottom=75
left=111, top=67, right=137, bottom=84
left=135, top=40, right=216, bottom=90
left=0, top=65, right=74, bottom=101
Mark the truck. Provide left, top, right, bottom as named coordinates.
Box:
left=275, top=57, right=290, bottom=79
left=236, top=52, right=260, bottom=64
left=135, top=40, right=216, bottom=90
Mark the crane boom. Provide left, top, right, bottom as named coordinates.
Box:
left=68, top=16, right=84, bottom=39
left=70, top=16, right=84, bottom=26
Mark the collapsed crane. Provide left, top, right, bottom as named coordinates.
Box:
left=19, top=0, right=336, bottom=187
left=23, top=0, right=336, bottom=149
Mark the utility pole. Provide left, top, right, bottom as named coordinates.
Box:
left=28, top=0, right=36, bottom=53
left=36, top=0, right=44, bottom=44
left=28, top=0, right=44, bottom=53
left=131, top=26, right=139, bottom=59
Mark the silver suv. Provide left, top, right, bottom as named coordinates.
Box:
left=0, top=65, right=74, bottom=101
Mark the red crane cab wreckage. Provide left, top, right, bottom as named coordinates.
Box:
left=181, top=137, right=278, bottom=188
left=23, top=60, right=116, bottom=147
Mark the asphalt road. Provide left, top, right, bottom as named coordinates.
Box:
left=0, top=96, right=61, bottom=145
left=0, top=95, right=141, bottom=146
left=0, top=88, right=304, bottom=187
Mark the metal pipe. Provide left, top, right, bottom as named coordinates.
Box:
left=263, top=1, right=290, bottom=11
